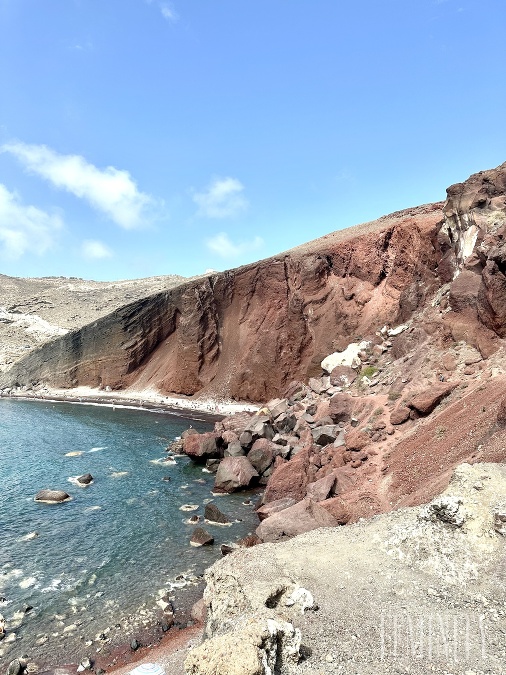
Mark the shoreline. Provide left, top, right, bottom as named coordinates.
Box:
left=0, top=386, right=260, bottom=423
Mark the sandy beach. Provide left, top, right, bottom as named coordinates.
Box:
left=1, top=385, right=260, bottom=420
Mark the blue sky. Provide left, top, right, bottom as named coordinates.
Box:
left=0, top=0, right=505, bottom=281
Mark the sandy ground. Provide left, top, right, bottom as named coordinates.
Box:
left=2, top=385, right=259, bottom=418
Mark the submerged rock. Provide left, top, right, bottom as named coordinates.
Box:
left=34, top=489, right=71, bottom=503
left=190, top=527, right=214, bottom=547
left=205, top=503, right=232, bottom=524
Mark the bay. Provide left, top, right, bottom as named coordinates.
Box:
left=0, top=398, right=259, bottom=667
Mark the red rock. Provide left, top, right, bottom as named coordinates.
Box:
left=442, top=353, right=457, bottom=371
left=256, top=497, right=297, bottom=521
left=213, top=457, right=259, bottom=493
left=237, top=534, right=262, bottom=548
left=320, top=496, right=351, bottom=524
left=306, top=473, right=336, bottom=501
left=256, top=498, right=339, bottom=543
left=328, top=393, right=354, bottom=423
left=221, top=430, right=239, bottom=445
left=389, top=405, right=411, bottom=425
left=247, top=438, right=275, bottom=474
left=409, top=382, right=458, bottom=415
left=190, top=527, right=214, bottom=547
left=262, top=447, right=311, bottom=504
left=183, top=432, right=220, bottom=460
left=345, top=430, right=370, bottom=451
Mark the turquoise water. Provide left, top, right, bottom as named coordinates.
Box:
left=0, top=399, right=260, bottom=667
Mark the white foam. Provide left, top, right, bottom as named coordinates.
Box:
left=19, top=576, right=37, bottom=589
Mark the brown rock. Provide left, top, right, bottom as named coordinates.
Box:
left=34, top=489, right=71, bottom=503
left=221, top=430, right=239, bottom=445
left=442, top=353, right=457, bottom=371
left=328, top=393, right=354, bottom=423
left=256, top=497, right=297, bottom=521
left=256, top=497, right=339, bottom=543
left=389, top=405, right=411, bottom=425
left=409, top=382, right=458, bottom=415
left=183, top=432, right=220, bottom=461
left=237, top=534, right=262, bottom=548
left=204, top=503, right=232, bottom=524
left=497, top=396, right=506, bottom=425
left=306, top=473, right=336, bottom=501
left=262, top=448, right=310, bottom=504
left=345, top=430, right=370, bottom=451
left=247, top=439, right=275, bottom=474
left=190, top=527, right=214, bottom=547
left=213, top=457, right=259, bottom=493
left=329, top=365, right=357, bottom=387
left=190, top=598, right=207, bottom=624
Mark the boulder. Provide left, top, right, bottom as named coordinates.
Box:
left=190, top=598, right=207, bottom=623
left=34, top=489, right=71, bottom=503
left=263, top=450, right=310, bottom=504
left=224, top=441, right=245, bottom=458
left=239, top=430, right=253, bottom=448
left=214, top=457, right=259, bottom=493
left=237, top=534, right=262, bottom=548
left=274, top=412, right=297, bottom=434
left=283, top=380, right=307, bottom=400
left=190, top=527, right=214, bottom=547
left=182, top=428, right=199, bottom=440
left=205, top=503, right=232, bottom=524
left=344, top=430, right=370, bottom=451
left=306, top=473, right=336, bottom=502
left=330, top=365, right=357, bottom=387
left=321, top=341, right=370, bottom=372
left=246, top=416, right=275, bottom=442
left=256, top=497, right=297, bottom=521
left=267, top=398, right=288, bottom=419
left=77, top=473, right=93, bottom=485
left=221, top=430, right=239, bottom=445
left=256, top=497, right=339, bottom=543
left=328, top=392, right=354, bottom=423
left=409, top=382, right=458, bottom=415
left=312, top=425, right=340, bottom=446
left=389, top=405, right=411, bottom=425
left=183, top=432, right=221, bottom=461
left=247, top=439, right=275, bottom=474
left=205, top=458, right=220, bottom=474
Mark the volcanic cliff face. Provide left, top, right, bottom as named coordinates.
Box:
left=0, top=204, right=445, bottom=400
left=2, top=162, right=506, bottom=403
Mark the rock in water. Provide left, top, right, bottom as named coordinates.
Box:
left=34, top=489, right=71, bottom=503
left=77, top=473, right=93, bottom=485
left=204, top=503, right=232, bottom=524
left=213, top=457, right=259, bottom=493
left=190, top=527, right=214, bottom=547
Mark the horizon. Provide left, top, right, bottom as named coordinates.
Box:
left=0, top=0, right=505, bottom=281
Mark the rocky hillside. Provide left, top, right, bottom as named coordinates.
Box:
left=0, top=202, right=445, bottom=399
left=2, top=162, right=506, bottom=403
left=0, top=274, right=186, bottom=373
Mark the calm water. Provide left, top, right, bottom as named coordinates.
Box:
left=0, top=399, right=259, bottom=667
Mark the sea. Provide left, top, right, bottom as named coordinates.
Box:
left=0, top=398, right=260, bottom=668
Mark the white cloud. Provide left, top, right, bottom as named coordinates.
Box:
left=81, top=239, right=113, bottom=260
left=193, top=177, right=249, bottom=219
left=160, top=3, right=178, bottom=21
left=2, top=142, right=153, bottom=229
left=206, top=232, right=263, bottom=259
left=0, top=184, right=63, bottom=259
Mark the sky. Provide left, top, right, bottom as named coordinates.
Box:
left=0, top=0, right=505, bottom=281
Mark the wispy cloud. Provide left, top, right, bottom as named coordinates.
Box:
left=0, top=184, right=63, bottom=259
left=160, top=3, right=178, bottom=21
left=81, top=239, right=113, bottom=260
left=2, top=141, right=153, bottom=229
left=206, top=232, right=263, bottom=259
left=145, top=0, right=178, bottom=22
left=193, top=177, right=249, bottom=219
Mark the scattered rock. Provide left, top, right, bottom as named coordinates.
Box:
left=214, top=457, right=259, bottom=493
left=183, top=432, right=220, bottom=461
left=76, top=473, right=93, bottom=485
left=204, top=503, right=232, bottom=524
left=256, top=497, right=297, bottom=521
left=256, top=497, right=339, bottom=543
left=409, top=382, right=458, bottom=415
left=389, top=405, right=411, bottom=425
left=190, top=527, right=215, bottom=547
left=34, top=489, right=71, bottom=503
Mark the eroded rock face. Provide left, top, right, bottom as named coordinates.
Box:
left=0, top=204, right=444, bottom=401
